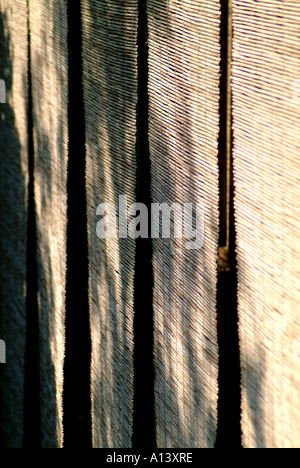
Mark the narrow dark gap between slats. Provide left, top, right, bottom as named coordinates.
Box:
left=63, top=0, right=92, bottom=448
left=216, top=0, right=242, bottom=448
left=132, top=0, right=156, bottom=449
left=23, top=0, right=41, bottom=447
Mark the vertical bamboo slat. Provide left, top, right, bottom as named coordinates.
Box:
left=232, top=0, right=300, bottom=448
left=0, top=0, right=28, bottom=448
left=29, top=0, right=69, bottom=447
left=81, top=1, right=138, bottom=448
left=148, top=0, right=221, bottom=448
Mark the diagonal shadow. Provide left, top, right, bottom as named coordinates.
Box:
left=0, top=9, right=26, bottom=448
left=148, top=1, right=219, bottom=448
left=24, top=0, right=68, bottom=447
left=83, top=0, right=138, bottom=448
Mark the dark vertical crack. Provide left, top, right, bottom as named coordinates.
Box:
left=63, top=0, right=91, bottom=448
left=23, top=0, right=41, bottom=448
left=216, top=245, right=242, bottom=448
left=132, top=0, right=156, bottom=449
left=218, top=0, right=229, bottom=249
left=216, top=0, right=242, bottom=448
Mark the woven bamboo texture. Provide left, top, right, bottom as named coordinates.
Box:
left=148, top=0, right=220, bottom=448
left=81, top=0, right=138, bottom=448
left=0, top=0, right=28, bottom=448
left=232, top=0, right=300, bottom=448
left=29, top=0, right=68, bottom=448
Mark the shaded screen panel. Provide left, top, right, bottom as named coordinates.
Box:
left=232, top=0, right=300, bottom=448
left=0, top=0, right=28, bottom=448
left=29, top=0, right=68, bottom=448
left=81, top=1, right=138, bottom=448
left=148, top=1, right=220, bottom=448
